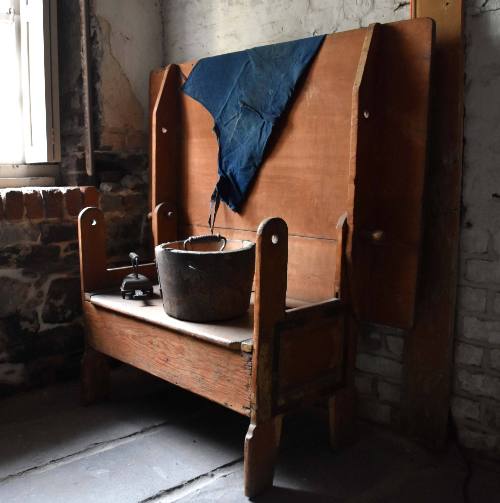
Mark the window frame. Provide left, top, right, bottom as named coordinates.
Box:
left=0, top=0, right=61, bottom=186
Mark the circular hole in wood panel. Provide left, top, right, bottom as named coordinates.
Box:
left=271, top=234, right=279, bottom=245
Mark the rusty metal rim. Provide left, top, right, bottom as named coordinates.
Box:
left=155, top=239, right=255, bottom=255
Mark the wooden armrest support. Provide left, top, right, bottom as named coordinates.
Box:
left=78, top=207, right=158, bottom=293
left=251, top=218, right=348, bottom=418
left=251, top=217, right=288, bottom=421
left=274, top=297, right=347, bottom=414
left=152, top=202, right=178, bottom=247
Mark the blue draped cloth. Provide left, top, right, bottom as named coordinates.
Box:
left=182, top=35, right=325, bottom=214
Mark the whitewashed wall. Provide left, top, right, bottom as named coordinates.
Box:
left=162, top=0, right=409, bottom=63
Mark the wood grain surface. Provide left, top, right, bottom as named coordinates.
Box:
left=84, top=302, right=252, bottom=416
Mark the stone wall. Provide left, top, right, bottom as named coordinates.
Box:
left=0, top=188, right=97, bottom=394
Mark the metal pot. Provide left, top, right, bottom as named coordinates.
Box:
left=155, top=234, right=255, bottom=322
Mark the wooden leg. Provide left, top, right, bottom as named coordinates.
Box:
left=81, top=346, right=110, bottom=405
left=244, top=416, right=282, bottom=499
left=329, top=386, right=357, bottom=448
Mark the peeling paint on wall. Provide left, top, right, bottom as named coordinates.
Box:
left=94, top=0, right=164, bottom=136
left=93, top=15, right=145, bottom=151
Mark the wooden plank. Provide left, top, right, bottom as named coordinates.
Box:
left=152, top=201, right=178, bottom=247
left=245, top=217, right=288, bottom=497
left=327, top=24, right=378, bottom=449
left=175, top=29, right=368, bottom=240
left=84, top=302, right=252, bottom=416
left=78, top=207, right=109, bottom=293
left=250, top=217, right=288, bottom=421
left=151, top=65, right=182, bottom=211
left=149, top=69, right=167, bottom=211
left=405, top=0, right=464, bottom=449
left=182, top=224, right=337, bottom=302
left=274, top=305, right=344, bottom=413
left=78, top=207, right=157, bottom=293
left=244, top=417, right=282, bottom=498
left=350, top=19, right=434, bottom=329
left=88, top=285, right=253, bottom=350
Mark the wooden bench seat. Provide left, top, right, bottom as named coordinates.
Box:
left=89, top=285, right=253, bottom=351
left=88, top=285, right=312, bottom=352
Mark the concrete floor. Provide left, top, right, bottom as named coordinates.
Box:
left=0, top=368, right=498, bottom=503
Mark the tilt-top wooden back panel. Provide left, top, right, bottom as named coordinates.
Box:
left=151, top=18, right=434, bottom=326
left=175, top=28, right=365, bottom=240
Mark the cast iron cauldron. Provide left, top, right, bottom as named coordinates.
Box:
left=155, top=234, right=255, bottom=322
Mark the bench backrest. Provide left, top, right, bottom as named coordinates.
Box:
left=151, top=18, right=433, bottom=328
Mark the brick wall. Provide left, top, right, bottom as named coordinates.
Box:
left=0, top=0, right=157, bottom=397
left=355, top=325, right=405, bottom=427
left=0, top=188, right=94, bottom=394
left=0, top=180, right=151, bottom=397
left=451, top=0, right=500, bottom=459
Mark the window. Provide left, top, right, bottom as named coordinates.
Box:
left=0, top=0, right=60, bottom=185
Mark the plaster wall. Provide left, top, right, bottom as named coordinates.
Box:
left=93, top=0, right=164, bottom=151
left=162, top=0, right=409, bottom=63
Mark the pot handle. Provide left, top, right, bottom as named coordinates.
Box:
left=183, top=234, right=227, bottom=251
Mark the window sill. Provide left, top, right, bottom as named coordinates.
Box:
left=0, top=164, right=60, bottom=187
left=0, top=177, right=57, bottom=188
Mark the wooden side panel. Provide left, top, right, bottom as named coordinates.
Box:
left=405, top=0, right=464, bottom=449
left=79, top=207, right=156, bottom=293
left=351, top=18, right=434, bottom=328
left=151, top=65, right=182, bottom=210
left=274, top=301, right=345, bottom=413
left=84, top=303, right=252, bottom=416
left=183, top=224, right=337, bottom=302
left=149, top=69, right=167, bottom=211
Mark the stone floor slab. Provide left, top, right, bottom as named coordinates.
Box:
left=0, top=407, right=246, bottom=503
left=0, top=368, right=499, bottom=503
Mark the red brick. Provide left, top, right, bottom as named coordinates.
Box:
left=64, top=188, right=83, bottom=217
left=42, top=189, right=63, bottom=219
left=24, top=190, right=44, bottom=219
left=4, top=190, right=24, bottom=220
left=80, top=186, right=100, bottom=208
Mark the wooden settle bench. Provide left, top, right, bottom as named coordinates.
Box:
left=78, top=19, right=434, bottom=497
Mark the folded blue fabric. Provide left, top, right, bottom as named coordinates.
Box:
left=182, top=35, right=325, bottom=214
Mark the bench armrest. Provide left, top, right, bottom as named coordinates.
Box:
left=78, top=207, right=157, bottom=294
